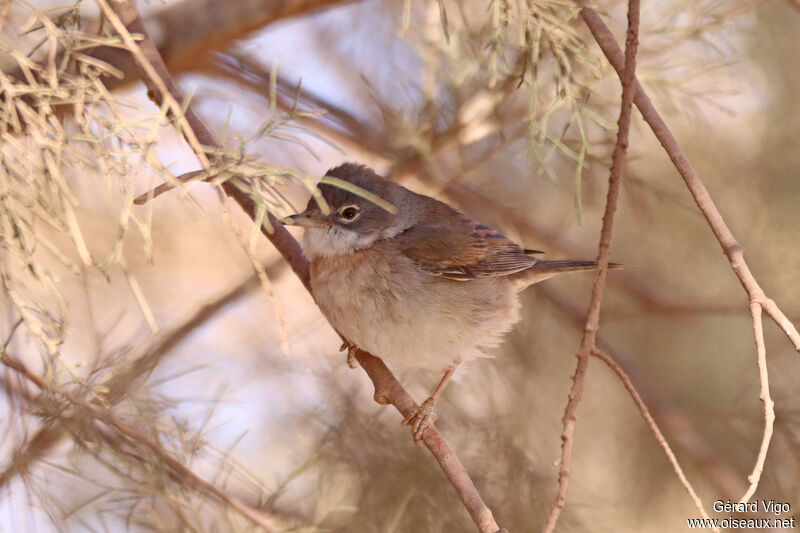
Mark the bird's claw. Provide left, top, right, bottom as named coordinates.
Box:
left=402, top=397, right=438, bottom=445
left=339, top=340, right=359, bottom=368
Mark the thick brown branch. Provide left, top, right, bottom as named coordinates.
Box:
left=545, top=2, right=640, bottom=531
left=100, top=1, right=502, bottom=531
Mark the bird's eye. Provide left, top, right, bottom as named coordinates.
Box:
left=338, top=205, right=360, bottom=222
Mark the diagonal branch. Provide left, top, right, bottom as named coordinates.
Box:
left=590, top=347, right=713, bottom=526
left=99, top=1, right=503, bottom=531
left=579, top=1, right=797, bottom=503
left=545, top=1, right=640, bottom=531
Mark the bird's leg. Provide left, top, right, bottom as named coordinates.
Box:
left=339, top=339, right=359, bottom=368
left=402, top=363, right=459, bottom=445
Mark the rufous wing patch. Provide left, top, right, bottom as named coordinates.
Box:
left=393, top=209, right=538, bottom=281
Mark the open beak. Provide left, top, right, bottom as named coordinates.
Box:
left=279, top=212, right=331, bottom=228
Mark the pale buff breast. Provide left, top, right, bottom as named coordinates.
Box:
left=310, top=240, right=521, bottom=373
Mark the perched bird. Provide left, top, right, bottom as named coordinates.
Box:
left=282, top=163, right=615, bottom=443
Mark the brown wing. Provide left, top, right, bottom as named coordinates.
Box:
left=392, top=198, right=536, bottom=281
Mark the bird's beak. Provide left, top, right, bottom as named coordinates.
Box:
left=279, top=212, right=331, bottom=228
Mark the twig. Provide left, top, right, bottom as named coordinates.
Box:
left=101, top=1, right=502, bottom=531
left=0, top=349, right=280, bottom=531
left=133, top=169, right=207, bottom=205
left=739, top=302, right=774, bottom=503
left=590, top=348, right=715, bottom=528
left=544, top=2, right=640, bottom=531
left=579, top=1, right=798, bottom=502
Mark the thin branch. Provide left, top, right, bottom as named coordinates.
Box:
left=591, top=348, right=715, bottom=528
left=0, top=349, right=280, bottom=531
left=538, top=284, right=749, bottom=500
left=101, top=1, right=502, bottom=531
left=739, top=302, right=774, bottom=503
left=579, top=2, right=799, bottom=502
left=544, top=2, right=640, bottom=531
left=133, top=170, right=206, bottom=205
left=208, top=51, right=377, bottom=150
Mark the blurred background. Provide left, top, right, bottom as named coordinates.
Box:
left=1, top=0, right=798, bottom=531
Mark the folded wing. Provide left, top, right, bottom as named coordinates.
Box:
left=392, top=199, right=536, bottom=281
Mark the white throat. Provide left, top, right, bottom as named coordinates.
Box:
left=302, top=227, right=380, bottom=259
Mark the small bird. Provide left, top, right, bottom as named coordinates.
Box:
left=282, top=163, right=615, bottom=443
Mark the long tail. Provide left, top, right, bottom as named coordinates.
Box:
left=515, top=259, right=623, bottom=287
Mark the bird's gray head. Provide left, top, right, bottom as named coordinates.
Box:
left=281, top=163, right=413, bottom=258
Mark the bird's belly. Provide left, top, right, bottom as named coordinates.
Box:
left=310, top=249, right=521, bottom=372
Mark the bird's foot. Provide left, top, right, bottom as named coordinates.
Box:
left=339, top=340, right=359, bottom=368
left=402, top=397, right=438, bottom=445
